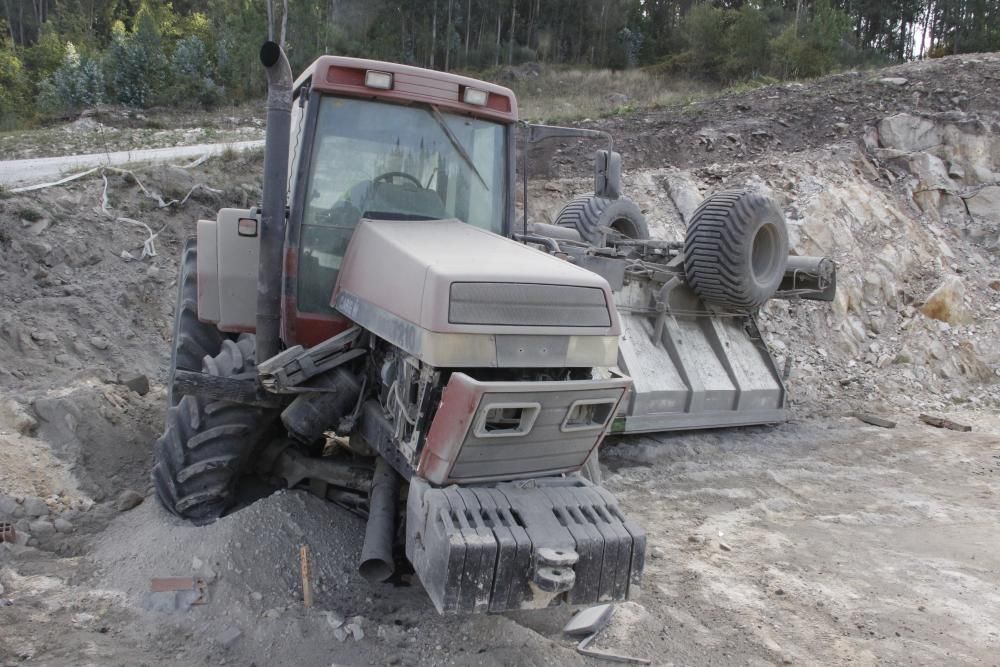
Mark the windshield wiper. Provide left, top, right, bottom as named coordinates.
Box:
left=428, top=105, right=489, bottom=191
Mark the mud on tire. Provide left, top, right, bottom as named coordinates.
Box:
left=169, top=237, right=225, bottom=406
left=554, top=195, right=649, bottom=245
left=154, top=336, right=275, bottom=523
left=683, top=190, right=788, bottom=313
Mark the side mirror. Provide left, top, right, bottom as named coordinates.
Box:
left=594, top=150, right=622, bottom=200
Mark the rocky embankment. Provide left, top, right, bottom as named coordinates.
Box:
left=531, top=54, right=1000, bottom=417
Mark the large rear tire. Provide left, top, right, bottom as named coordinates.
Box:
left=683, top=190, right=788, bottom=313
left=554, top=195, right=649, bottom=245
left=168, top=238, right=225, bottom=406
left=154, top=336, right=275, bottom=523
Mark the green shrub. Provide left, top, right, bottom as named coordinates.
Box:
left=23, top=30, right=65, bottom=79
left=772, top=0, right=852, bottom=79
left=0, top=46, right=30, bottom=129
left=724, top=6, right=772, bottom=80
left=105, top=12, right=169, bottom=107
left=167, top=36, right=225, bottom=108
left=39, top=43, right=105, bottom=114
left=684, top=3, right=730, bottom=78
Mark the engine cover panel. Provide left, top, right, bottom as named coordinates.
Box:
left=334, top=218, right=620, bottom=337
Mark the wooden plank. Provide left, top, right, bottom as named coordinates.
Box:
left=918, top=414, right=972, bottom=432
left=300, top=545, right=313, bottom=608
left=854, top=412, right=896, bottom=429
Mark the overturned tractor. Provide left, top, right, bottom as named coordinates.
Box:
left=154, top=43, right=835, bottom=614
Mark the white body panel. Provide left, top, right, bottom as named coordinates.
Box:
left=196, top=208, right=260, bottom=333
left=196, top=219, right=221, bottom=324
left=334, top=218, right=621, bottom=368
left=336, top=219, right=620, bottom=336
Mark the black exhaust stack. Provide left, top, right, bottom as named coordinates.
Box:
left=256, top=42, right=293, bottom=364
left=359, top=457, right=400, bottom=582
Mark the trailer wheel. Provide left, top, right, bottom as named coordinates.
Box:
left=683, top=190, right=788, bottom=312
left=168, top=237, right=225, bottom=406
left=154, top=335, right=276, bottom=524
left=554, top=195, right=649, bottom=245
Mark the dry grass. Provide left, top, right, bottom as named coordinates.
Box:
left=503, top=67, right=715, bottom=122
left=0, top=103, right=264, bottom=161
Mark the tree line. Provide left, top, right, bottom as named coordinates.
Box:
left=1, top=0, right=998, bottom=128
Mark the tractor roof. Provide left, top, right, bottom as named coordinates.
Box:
left=294, top=56, right=518, bottom=124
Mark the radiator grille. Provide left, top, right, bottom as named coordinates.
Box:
left=449, top=282, right=611, bottom=327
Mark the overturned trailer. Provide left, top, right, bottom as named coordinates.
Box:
left=521, top=129, right=837, bottom=436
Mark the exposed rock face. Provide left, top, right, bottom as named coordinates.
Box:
left=965, top=185, right=1000, bottom=220
left=529, top=102, right=999, bottom=415
left=879, top=113, right=941, bottom=152
left=921, top=275, right=969, bottom=325
left=876, top=112, right=1000, bottom=230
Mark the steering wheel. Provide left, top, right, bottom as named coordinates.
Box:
left=373, top=171, right=422, bottom=190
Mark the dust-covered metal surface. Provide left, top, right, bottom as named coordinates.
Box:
left=615, top=308, right=787, bottom=433
left=418, top=371, right=631, bottom=484
left=406, top=477, right=646, bottom=614
left=542, top=236, right=821, bottom=434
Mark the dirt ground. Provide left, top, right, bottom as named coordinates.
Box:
left=2, top=416, right=997, bottom=666
left=2, top=53, right=999, bottom=666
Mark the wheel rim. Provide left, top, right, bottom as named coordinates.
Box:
left=751, top=223, right=780, bottom=287
left=611, top=218, right=637, bottom=238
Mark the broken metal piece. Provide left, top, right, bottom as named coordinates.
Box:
left=566, top=605, right=651, bottom=665
left=150, top=577, right=208, bottom=605
left=563, top=603, right=613, bottom=636
left=171, top=369, right=283, bottom=408
left=577, top=631, right=652, bottom=665
left=217, top=625, right=242, bottom=648
left=273, top=445, right=373, bottom=494
left=257, top=326, right=364, bottom=391
left=919, top=414, right=971, bottom=432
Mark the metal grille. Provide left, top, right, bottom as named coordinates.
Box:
left=449, top=282, right=611, bottom=327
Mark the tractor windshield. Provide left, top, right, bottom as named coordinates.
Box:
left=296, top=95, right=507, bottom=314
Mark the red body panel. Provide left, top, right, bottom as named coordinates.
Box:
left=417, top=374, right=483, bottom=483
left=281, top=244, right=353, bottom=347
left=295, top=56, right=518, bottom=123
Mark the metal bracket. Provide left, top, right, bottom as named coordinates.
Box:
left=257, top=326, right=365, bottom=391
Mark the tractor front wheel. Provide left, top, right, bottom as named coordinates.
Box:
left=153, top=335, right=277, bottom=523
left=168, top=237, right=226, bottom=406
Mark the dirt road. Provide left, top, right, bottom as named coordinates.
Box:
left=2, top=414, right=996, bottom=665
left=0, top=140, right=264, bottom=189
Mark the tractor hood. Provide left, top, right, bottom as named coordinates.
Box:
left=333, top=218, right=620, bottom=368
